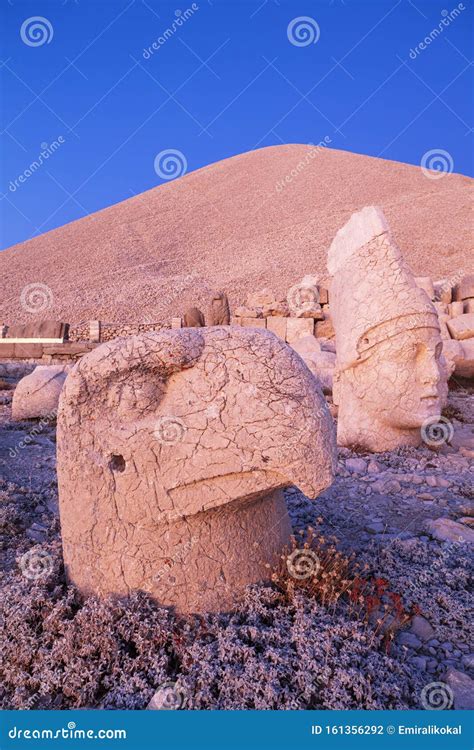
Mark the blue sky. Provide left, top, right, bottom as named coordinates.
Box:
left=0, top=0, right=472, bottom=250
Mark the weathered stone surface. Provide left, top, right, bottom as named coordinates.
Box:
left=57, top=328, right=336, bottom=614
left=448, top=301, right=465, bottom=318
left=261, top=301, right=289, bottom=317
left=410, top=615, right=435, bottom=642
left=207, top=291, right=230, bottom=326
left=234, top=306, right=260, bottom=318
left=446, top=313, right=474, bottom=341
left=318, top=287, right=329, bottom=305
left=291, top=335, right=335, bottom=393
left=7, top=320, right=67, bottom=340
left=456, top=339, right=474, bottom=379
left=183, top=307, right=205, bottom=328
left=425, top=517, right=474, bottom=544
left=453, top=273, right=474, bottom=302
left=442, top=339, right=464, bottom=378
left=433, top=279, right=452, bottom=304
left=241, top=317, right=266, bottom=329
left=0, top=343, right=16, bottom=358
left=314, top=314, right=335, bottom=339
left=293, top=303, right=324, bottom=320
left=246, top=289, right=275, bottom=308
left=445, top=668, right=474, bottom=710
left=89, top=320, right=101, bottom=343
left=171, top=317, right=182, bottom=329
left=286, top=318, right=314, bottom=344
left=12, top=365, right=68, bottom=420
left=415, top=276, right=435, bottom=300
left=328, top=206, right=448, bottom=452
left=464, top=299, right=474, bottom=314
left=266, top=316, right=287, bottom=340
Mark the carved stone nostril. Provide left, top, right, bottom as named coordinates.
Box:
left=109, top=454, right=125, bottom=473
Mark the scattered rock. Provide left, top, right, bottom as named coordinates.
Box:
left=345, top=458, right=367, bottom=473
left=410, top=615, right=435, bottom=642
left=445, top=668, right=474, bottom=710
left=425, top=518, right=474, bottom=544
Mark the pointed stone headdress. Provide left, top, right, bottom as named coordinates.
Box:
left=327, top=206, right=439, bottom=370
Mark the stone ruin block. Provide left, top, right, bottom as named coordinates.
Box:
left=7, top=320, right=67, bottom=340
left=315, top=314, right=335, bottom=339
left=318, top=287, right=329, bottom=305
left=286, top=318, right=314, bottom=344
left=449, top=301, right=465, bottom=318
left=241, top=317, right=266, bottom=329
left=434, top=279, right=452, bottom=304
left=456, top=339, right=474, bottom=379
left=446, top=313, right=474, bottom=341
left=266, top=316, right=287, bottom=340
left=453, top=274, right=474, bottom=302
left=89, top=320, right=101, bottom=343
left=171, top=317, right=182, bottom=329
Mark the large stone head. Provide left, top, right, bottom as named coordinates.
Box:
left=328, top=206, right=448, bottom=452
left=57, top=327, right=336, bottom=612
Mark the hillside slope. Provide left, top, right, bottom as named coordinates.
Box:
left=1, top=144, right=472, bottom=324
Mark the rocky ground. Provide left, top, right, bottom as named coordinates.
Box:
left=0, top=367, right=472, bottom=711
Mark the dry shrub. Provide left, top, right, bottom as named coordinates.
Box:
left=271, top=522, right=418, bottom=652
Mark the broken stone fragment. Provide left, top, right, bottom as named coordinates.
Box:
left=207, top=291, right=230, bottom=326
left=246, top=289, right=275, bottom=308
left=261, top=300, right=289, bottom=317
left=183, top=307, right=205, bottom=327
left=425, top=517, right=474, bottom=544
left=446, top=313, right=474, bottom=341
left=445, top=668, right=474, bottom=710
left=433, top=279, right=452, bottom=304
left=12, top=365, right=69, bottom=421
left=455, top=339, right=474, bottom=379
left=234, top=306, right=260, bottom=318
left=453, top=273, right=474, bottom=302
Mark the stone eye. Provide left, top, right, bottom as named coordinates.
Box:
left=109, top=454, right=126, bottom=473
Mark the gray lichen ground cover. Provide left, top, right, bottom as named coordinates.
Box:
left=0, top=380, right=472, bottom=710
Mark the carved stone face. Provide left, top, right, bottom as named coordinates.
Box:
left=335, top=326, right=448, bottom=450
left=354, top=327, right=447, bottom=429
